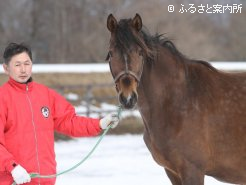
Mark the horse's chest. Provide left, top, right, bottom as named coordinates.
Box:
left=143, top=132, right=174, bottom=170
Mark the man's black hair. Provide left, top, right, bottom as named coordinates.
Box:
left=3, top=42, right=32, bottom=64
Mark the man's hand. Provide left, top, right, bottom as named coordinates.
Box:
left=11, top=165, right=31, bottom=184
left=100, top=113, right=119, bottom=129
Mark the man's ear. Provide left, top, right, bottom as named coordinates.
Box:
left=3, top=63, right=9, bottom=75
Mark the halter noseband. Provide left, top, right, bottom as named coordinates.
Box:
left=109, top=53, right=144, bottom=84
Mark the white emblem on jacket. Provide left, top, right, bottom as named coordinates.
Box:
left=41, top=107, right=50, bottom=118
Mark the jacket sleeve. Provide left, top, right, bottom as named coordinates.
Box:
left=50, top=89, right=102, bottom=137
left=0, top=94, right=18, bottom=173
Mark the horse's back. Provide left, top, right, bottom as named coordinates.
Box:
left=205, top=71, right=246, bottom=183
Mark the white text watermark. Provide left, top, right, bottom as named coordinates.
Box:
left=168, top=4, right=242, bottom=14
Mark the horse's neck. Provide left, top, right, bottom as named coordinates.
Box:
left=137, top=50, right=187, bottom=125
left=139, top=50, right=186, bottom=103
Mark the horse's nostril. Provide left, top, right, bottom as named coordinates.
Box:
left=132, top=92, right=138, bottom=100
left=119, top=92, right=138, bottom=109
left=119, top=93, right=127, bottom=107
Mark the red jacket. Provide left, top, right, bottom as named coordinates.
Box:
left=0, top=78, right=102, bottom=185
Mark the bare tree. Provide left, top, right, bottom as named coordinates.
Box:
left=0, top=0, right=245, bottom=63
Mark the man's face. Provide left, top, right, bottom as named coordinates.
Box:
left=3, top=52, right=32, bottom=83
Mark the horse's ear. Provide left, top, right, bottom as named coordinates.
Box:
left=107, top=14, right=117, bottom=32
left=132, top=13, right=142, bottom=32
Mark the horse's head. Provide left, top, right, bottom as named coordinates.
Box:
left=106, top=14, right=149, bottom=109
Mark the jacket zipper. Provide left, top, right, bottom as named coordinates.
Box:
left=26, top=84, right=41, bottom=185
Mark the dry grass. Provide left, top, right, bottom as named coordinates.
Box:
left=0, top=72, right=117, bottom=105
left=55, top=116, right=144, bottom=140
left=0, top=72, right=113, bottom=86
left=108, top=116, right=144, bottom=135
left=32, top=73, right=118, bottom=106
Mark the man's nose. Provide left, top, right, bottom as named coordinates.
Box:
left=20, top=65, right=26, bottom=73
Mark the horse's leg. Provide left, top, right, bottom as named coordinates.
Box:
left=165, top=168, right=182, bottom=185
left=179, top=161, right=204, bottom=185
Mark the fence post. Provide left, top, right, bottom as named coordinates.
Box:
left=85, top=84, right=93, bottom=117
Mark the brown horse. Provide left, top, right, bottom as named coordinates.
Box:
left=106, top=14, right=246, bottom=185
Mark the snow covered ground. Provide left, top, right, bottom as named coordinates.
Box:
left=30, top=62, right=246, bottom=73
left=54, top=135, right=232, bottom=185
left=0, top=62, right=245, bottom=74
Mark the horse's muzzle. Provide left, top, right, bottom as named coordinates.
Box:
left=118, top=91, right=138, bottom=109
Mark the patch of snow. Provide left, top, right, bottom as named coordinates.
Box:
left=65, top=93, right=79, bottom=101
left=54, top=135, right=232, bottom=185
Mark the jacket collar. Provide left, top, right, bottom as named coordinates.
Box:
left=8, top=77, right=34, bottom=92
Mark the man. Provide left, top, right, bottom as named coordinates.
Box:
left=0, top=43, right=119, bottom=185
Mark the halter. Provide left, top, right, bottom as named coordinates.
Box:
left=109, top=53, right=144, bottom=84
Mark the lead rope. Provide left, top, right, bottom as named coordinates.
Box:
left=12, top=105, right=123, bottom=185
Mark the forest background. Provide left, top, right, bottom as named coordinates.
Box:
left=0, top=0, right=245, bottom=64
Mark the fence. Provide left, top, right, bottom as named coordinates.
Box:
left=52, top=83, right=120, bottom=117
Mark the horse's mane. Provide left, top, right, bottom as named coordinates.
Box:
left=141, top=27, right=218, bottom=73
left=115, top=18, right=217, bottom=72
